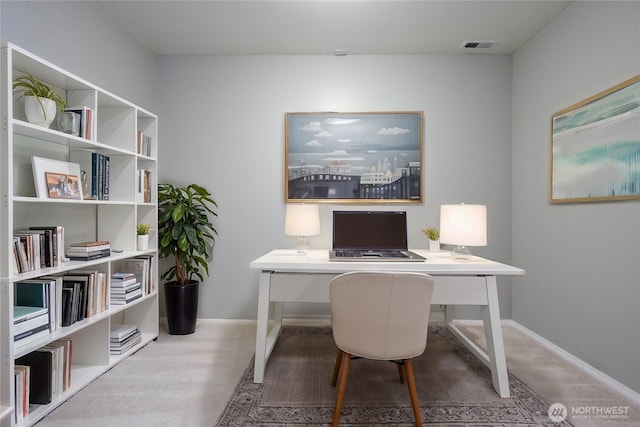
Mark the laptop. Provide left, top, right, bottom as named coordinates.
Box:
left=329, top=211, right=425, bottom=262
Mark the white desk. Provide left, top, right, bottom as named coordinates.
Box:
left=250, top=249, right=525, bottom=398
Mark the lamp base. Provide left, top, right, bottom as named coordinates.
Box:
left=295, top=236, right=310, bottom=253
left=451, top=245, right=473, bottom=261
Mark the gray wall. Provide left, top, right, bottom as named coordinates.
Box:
left=156, top=54, right=514, bottom=320
left=1, top=1, right=157, bottom=112
left=512, top=1, right=640, bottom=393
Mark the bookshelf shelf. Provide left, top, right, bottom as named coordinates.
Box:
left=1, top=43, right=158, bottom=427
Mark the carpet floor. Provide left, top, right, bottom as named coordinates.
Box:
left=216, top=325, right=572, bottom=426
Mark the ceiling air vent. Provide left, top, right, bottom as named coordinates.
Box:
left=461, top=40, right=496, bottom=50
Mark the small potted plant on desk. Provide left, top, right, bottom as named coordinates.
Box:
left=158, top=183, right=218, bottom=335
left=422, top=227, right=440, bottom=252
left=13, top=72, right=67, bottom=128
left=137, top=223, right=151, bottom=251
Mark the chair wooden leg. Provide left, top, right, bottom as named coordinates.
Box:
left=397, top=362, right=406, bottom=384
left=403, top=358, right=423, bottom=427
left=332, top=351, right=351, bottom=427
left=331, top=350, right=344, bottom=387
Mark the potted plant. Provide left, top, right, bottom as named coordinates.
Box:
left=13, top=72, right=67, bottom=128
left=136, top=223, right=151, bottom=251
left=158, top=183, right=218, bottom=335
left=421, top=227, right=440, bottom=252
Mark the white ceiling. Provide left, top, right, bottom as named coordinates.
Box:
left=98, top=0, right=572, bottom=56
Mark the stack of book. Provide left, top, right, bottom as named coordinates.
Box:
left=66, top=241, right=110, bottom=261
left=110, top=273, right=143, bottom=305
left=121, top=255, right=155, bottom=296
left=110, top=324, right=141, bottom=355
left=14, top=306, right=50, bottom=348
left=12, top=225, right=65, bottom=273
left=15, top=339, right=72, bottom=406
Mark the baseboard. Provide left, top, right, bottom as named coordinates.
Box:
left=475, top=319, right=640, bottom=406
left=160, top=317, right=257, bottom=326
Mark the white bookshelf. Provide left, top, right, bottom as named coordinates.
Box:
left=0, top=43, right=159, bottom=427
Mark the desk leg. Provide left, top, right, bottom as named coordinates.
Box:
left=483, top=276, right=510, bottom=398
left=254, top=271, right=272, bottom=383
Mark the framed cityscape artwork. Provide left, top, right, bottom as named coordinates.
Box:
left=550, top=74, right=640, bottom=203
left=285, top=111, right=423, bottom=203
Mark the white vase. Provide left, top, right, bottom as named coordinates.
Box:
left=428, top=239, right=440, bottom=252
left=24, top=96, right=57, bottom=128
left=137, top=234, right=149, bottom=251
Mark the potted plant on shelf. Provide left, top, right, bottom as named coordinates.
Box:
left=421, top=227, right=440, bottom=252
left=158, top=183, right=218, bottom=335
left=136, top=223, right=151, bottom=251
left=13, top=72, right=67, bottom=128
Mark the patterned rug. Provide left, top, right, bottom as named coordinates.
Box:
left=216, top=326, right=572, bottom=426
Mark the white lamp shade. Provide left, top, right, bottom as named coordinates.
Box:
left=285, top=204, right=320, bottom=237
left=439, top=204, right=487, bottom=246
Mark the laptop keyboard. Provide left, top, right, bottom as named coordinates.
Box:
left=333, top=250, right=408, bottom=259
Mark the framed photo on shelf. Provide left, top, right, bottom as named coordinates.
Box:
left=45, top=172, right=81, bottom=199
left=550, top=74, right=640, bottom=203
left=285, top=111, right=423, bottom=203
left=32, top=156, right=84, bottom=200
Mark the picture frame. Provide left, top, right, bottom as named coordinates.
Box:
left=286, top=111, right=423, bottom=203
left=550, top=74, right=640, bottom=203
left=45, top=172, right=82, bottom=199
left=32, top=156, right=84, bottom=200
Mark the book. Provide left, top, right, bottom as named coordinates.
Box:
left=16, top=349, right=53, bottom=404
left=17, top=229, right=46, bottom=269
left=66, top=244, right=110, bottom=253
left=13, top=306, right=48, bottom=323
left=110, top=324, right=138, bottom=341
left=103, top=154, right=110, bottom=200
left=121, top=258, right=150, bottom=296
left=16, top=279, right=57, bottom=332
left=14, top=365, right=30, bottom=422
left=63, top=273, right=91, bottom=321
left=68, top=240, right=110, bottom=248
left=29, top=226, right=64, bottom=267
left=14, top=313, right=49, bottom=336
left=110, top=324, right=141, bottom=354
left=111, top=276, right=140, bottom=289
left=112, top=272, right=136, bottom=280
left=66, top=249, right=111, bottom=261
left=14, top=327, right=49, bottom=349
left=14, top=232, right=39, bottom=271
left=50, top=338, right=72, bottom=391
left=61, top=287, right=75, bottom=327
left=137, top=131, right=152, bottom=156
left=12, top=238, right=20, bottom=274
left=14, top=322, right=49, bottom=342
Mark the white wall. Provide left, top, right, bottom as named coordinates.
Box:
left=0, top=1, right=157, bottom=112
left=157, top=54, right=515, bottom=319
left=512, top=1, right=640, bottom=393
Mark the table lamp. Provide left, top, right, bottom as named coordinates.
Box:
left=439, top=203, right=487, bottom=261
left=285, top=204, right=320, bottom=252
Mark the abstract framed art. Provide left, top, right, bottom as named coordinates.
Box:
left=285, top=111, right=423, bottom=203
left=550, top=74, right=640, bottom=203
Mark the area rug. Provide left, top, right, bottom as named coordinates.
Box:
left=216, top=326, right=572, bottom=426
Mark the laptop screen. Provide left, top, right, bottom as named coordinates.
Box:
left=332, top=211, right=408, bottom=251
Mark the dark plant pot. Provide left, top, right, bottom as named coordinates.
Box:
left=164, top=280, right=199, bottom=335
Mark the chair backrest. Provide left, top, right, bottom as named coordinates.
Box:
left=330, top=271, right=434, bottom=361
